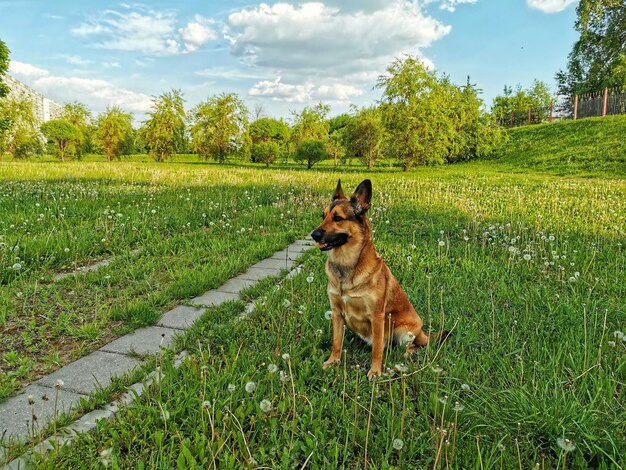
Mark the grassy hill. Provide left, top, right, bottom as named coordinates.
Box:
left=485, top=115, right=626, bottom=177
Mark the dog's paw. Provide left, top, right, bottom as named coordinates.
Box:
left=322, top=357, right=341, bottom=369
left=367, top=367, right=381, bottom=380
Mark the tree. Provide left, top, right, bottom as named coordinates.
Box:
left=94, top=106, right=134, bottom=161
left=143, top=89, right=186, bottom=162
left=189, top=93, right=248, bottom=163
left=343, top=107, right=383, bottom=169
left=248, top=117, right=290, bottom=165
left=59, top=102, right=94, bottom=156
left=294, top=139, right=329, bottom=169
left=41, top=119, right=82, bottom=161
left=0, top=39, right=11, bottom=135
left=0, top=39, right=9, bottom=100
left=251, top=140, right=280, bottom=167
left=377, top=56, right=452, bottom=170
left=290, top=103, right=330, bottom=151
left=491, top=80, right=553, bottom=126
left=0, top=95, right=43, bottom=160
left=556, top=0, right=626, bottom=111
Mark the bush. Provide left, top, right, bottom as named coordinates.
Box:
left=294, top=139, right=329, bottom=169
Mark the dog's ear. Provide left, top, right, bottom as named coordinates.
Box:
left=332, top=179, right=347, bottom=201
left=351, top=179, right=372, bottom=215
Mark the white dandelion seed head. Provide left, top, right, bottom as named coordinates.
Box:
left=613, top=330, right=624, bottom=341
left=324, top=310, right=333, bottom=320
left=556, top=437, right=576, bottom=452
left=283, top=299, right=291, bottom=308
left=227, top=383, right=236, bottom=393
left=260, top=399, right=272, bottom=413
left=608, top=341, right=616, bottom=347
left=394, top=363, right=408, bottom=373
left=392, top=438, right=404, bottom=450
left=12, top=262, right=22, bottom=270
left=432, top=365, right=443, bottom=373
left=461, top=383, right=470, bottom=391
left=55, top=379, right=64, bottom=388
left=438, top=240, right=445, bottom=247
left=453, top=401, right=465, bottom=412
left=281, top=353, right=290, bottom=361
left=267, top=364, right=278, bottom=373
left=399, top=332, right=415, bottom=347
left=245, top=381, right=256, bottom=393
left=279, top=370, right=289, bottom=382
left=523, top=254, right=532, bottom=261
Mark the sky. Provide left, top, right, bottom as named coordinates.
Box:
left=0, top=0, right=579, bottom=122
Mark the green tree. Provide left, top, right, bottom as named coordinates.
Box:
left=0, top=39, right=9, bottom=100
left=251, top=140, right=280, bottom=167
left=555, top=0, right=626, bottom=110
left=294, top=139, right=328, bottom=169
left=190, top=93, right=248, bottom=163
left=144, top=89, right=186, bottom=162
left=377, top=56, right=452, bottom=170
left=290, top=103, right=330, bottom=151
left=343, top=107, right=384, bottom=169
left=94, top=106, right=134, bottom=161
left=491, top=81, right=553, bottom=126
left=41, top=119, right=82, bottom=161
left=59, top=102, right=94, bottom=157
left=0, top=95, right=43, bottom=160
left=248, top=117, right=290, bottom=165
left=0, top=39, right=11, bottom=134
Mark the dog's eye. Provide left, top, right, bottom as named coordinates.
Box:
left=333, top=215, right=343, bottom=222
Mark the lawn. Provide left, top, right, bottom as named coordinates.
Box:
left=0, top=161, right=320, bottom=401
left=3, top=160, right=622, bottom=468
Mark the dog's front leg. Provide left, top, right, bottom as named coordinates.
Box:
left=367, top=311, right=385, bottom=380
left=323, top=309, right=345, bottom=369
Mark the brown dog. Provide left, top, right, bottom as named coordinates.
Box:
left=311, top=179, right=447, bottom=380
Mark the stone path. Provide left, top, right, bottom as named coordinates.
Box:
left=0, top=239, right=314, bottom=451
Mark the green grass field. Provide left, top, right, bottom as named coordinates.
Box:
left=1, top=118, right=625, bottom=468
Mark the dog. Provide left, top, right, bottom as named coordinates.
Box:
left=310, top=179, right=448, bottom=380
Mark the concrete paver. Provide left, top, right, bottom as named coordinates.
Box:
left=157, top=305, right=205, bottom=330
left=99, top=326, right=177, bottom=355
left=36, top=352, right=141, bottom=395
left=190, top=290, right=239, bottom=307
left=0, top=384, right=86, bottom=442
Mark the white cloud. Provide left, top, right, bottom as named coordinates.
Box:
left=179, top=16, right=218, bottom=52
left=249, top=77, right=314, bottom=102
left=62, top=55, right=94, bottom=66
left=9, top=61, right=50, bottom=78
left=9, top=61, right=152, bottom=114
left=526, top=0, right=577, bottom=13
left=249, top=76, right=363, bottom=103
left=226, top=1, right=450, bottom=76
left=71, top=8, right=181, bottom=55
left=440, top=0, right=478, bottom=13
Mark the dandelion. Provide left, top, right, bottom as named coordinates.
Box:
left=55, top=379, right=64, bottom=388
left=556, top=437, right=576, bottom=452
left=245, top=382, right=256, bottom=394
left=452, top=401, right=465, bottom=412
left=613, top=331, right=625, bottom=341
left=306, top=273, right=314, bottom=283
left=460, top=383, right=470, bottom=391
left=27, top=395, right=34, bottom=405
left=99, top=448, right=112, bottom=467
left=324, top=310, right=333, bottom=320
left=202, top=401, right=211, bottom=408
left=394, top=363, right=408, bottom=373
left=151, top=209, right=157, bottom=214
left=260, top=399, right=272, bottom=413
left=283, top=299, right=291, bottom=308
left=432, top=365, right=443, bottom=373
left=267, top=364, right=278, bottom=373
left=608, top=341, right=616, bottom=347
left=279, top=370, right=289, bottom=382
left=438, top=395, right=449, bottom=404
left=281, top=353, right=290, bottom=361
left=64, top=248, right=70, bottom=253
left=438, top=240, right=445, bottom=247
left=12, top=262, right=22, bottom=270
left=392, top=438, right=404, bottom=450
left=400, top=332, right=415, bottom=346
left=523, top=253, right=532, bottom=261
left=227, top=384, right=236, bottom=393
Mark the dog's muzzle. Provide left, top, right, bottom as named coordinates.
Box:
left=310, top=229, right=348, bottom=251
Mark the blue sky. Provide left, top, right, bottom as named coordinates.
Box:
left=1, top=0, right=579, bottom=121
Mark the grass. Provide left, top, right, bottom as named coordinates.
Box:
left=485, top=115, right=626, bottom=177
left=0, top=161, right=320, bottom=401
left=10, top=163, right=623, bottom=469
